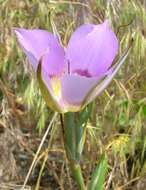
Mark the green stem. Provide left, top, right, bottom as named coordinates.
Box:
left=60, top=114, right=86, bottom=190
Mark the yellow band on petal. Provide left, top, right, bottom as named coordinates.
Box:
left=50, top=77, right=61, bottom=99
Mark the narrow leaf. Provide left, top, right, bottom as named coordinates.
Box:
left=75, top=104, right=93, bottom=160
left=88, top=154, right=108, bottom=190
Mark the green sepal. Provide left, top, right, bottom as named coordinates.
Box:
left=88, top=154, right=108, bottom=190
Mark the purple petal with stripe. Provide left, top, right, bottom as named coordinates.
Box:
left=66, top=20, right=118, bottom=78
left=82, top=47, right=131, bottom=107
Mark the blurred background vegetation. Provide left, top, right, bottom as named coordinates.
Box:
left=0, top=0, right=146, bottom=189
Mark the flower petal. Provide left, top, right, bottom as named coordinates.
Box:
left=14, top=28, right=65, bottom=76
left=37, top=56, right=64, bottom=113
left=61, top=74, right=98, bottom=106
left=82, top=46, right=131, bottom=108
left=66, top=20, right=118, bottom=77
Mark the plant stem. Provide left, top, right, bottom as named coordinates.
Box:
left=60, top=114, right=86, bottom=190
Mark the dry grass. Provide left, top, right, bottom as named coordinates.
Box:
left=0, top=0, right=146, bottom=189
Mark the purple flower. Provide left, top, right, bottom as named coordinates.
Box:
left=14, top=20, right=129, bottom=113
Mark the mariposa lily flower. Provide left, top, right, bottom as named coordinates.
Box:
left=14, top=20, right=130, bottom=113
